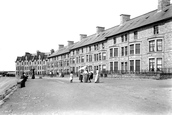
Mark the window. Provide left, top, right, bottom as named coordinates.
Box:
left=89, top=55, right=92, bottom=62
left=134, top=31, right=138, bottom=39
left=121, top=47, right=124, bottom=56
left=114, top=48, right=118, bottom=57
left=157, top=58, right=162, bottom=71
left=86, top=55, right=88, bottom=62
left=135, top=60, right=140, bottom=72
left=149, top=40, right=155, bottom=52
left=113, top=37, right=116, bottom=44
left=130, top=60, right=134, bottom=72
left=99, top=53, right=101, bottom=61
left=94, top=54, right=96, bottom=61
left=110, top=48, right=113, bottom=58
left=96, top=54, right=98, bottom=61
left=102, top=52, right=106, bottom=60
left=121, top=62, right=124, bottom=71
left=97, top=44, right=99, bottom=50
left=81, top=56, right=84, bottom=63
left=121, top=35, right=124, bottom=42
left=135, top=44, right=140, bottom=54
left=76, top=49, right=79, bottom=54
left=110, top=62, right=113, bottom=71
left=114, top=62, right=118, bottom=72
left=81, top=48, right=83, bottom=53
left=89, top=46, right=91, bottom=51
left=149, top=58, right=155, bottom=71
left=125, top=46, right=128, bottom=56
left=79, top=56, right=81, bottom=63
left=76, top=57, right=78, bottom=63
left=124, top=34, right=128, bottom=41
left=157, top=39, right=162, bottom=51
left=94, top=45, right=96, bottom=50
left=154, top=25, right=159, bottom=35
left=125, top=62, right=128, bottom=72
left=130, top=44, right=134, bottom=55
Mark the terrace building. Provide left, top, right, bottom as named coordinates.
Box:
left=15, top=51, right=50, bottom=76
left=48, top=0, right=172, bottom=75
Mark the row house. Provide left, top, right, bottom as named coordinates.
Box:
left=106, top=0, right=172, bottom=73
left=48, top=42, right=74, bottom=74
left=48, top=0, right=172, bottom=74
left=16, top=51, right=49, bottom=76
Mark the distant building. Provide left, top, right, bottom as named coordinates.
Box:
left=48, top=0, right=172, bottom=74
left=15, top=51, right=50, bottom=76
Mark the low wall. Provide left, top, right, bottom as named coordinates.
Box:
left=0, top=77, right=18, bottom=106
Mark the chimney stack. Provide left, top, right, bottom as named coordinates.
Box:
left=80, top=34, right=87, bottom=41
left=58, top=44, right=64, bottom=50
left=67, top=41, right=74, bottom=46
left=158, top=0, right=170, bottom=11
left=96, top=26, right=105, bottom=34
left=120, top=14, right=130, bottom=25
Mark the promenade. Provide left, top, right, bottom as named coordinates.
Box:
left=0, top=76, right=172, bottom=115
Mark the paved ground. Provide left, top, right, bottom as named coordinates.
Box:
left=0, top=76, right=172, bottom=115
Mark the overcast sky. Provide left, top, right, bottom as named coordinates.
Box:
left=0, top=0, right=159, bottom=71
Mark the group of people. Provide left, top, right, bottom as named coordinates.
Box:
left=69, top=69, right=100, bottom=83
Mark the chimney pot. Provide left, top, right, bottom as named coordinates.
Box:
left=158, top=0, right=170, bottom=11
left=96, top=26, right=105, bottom=33
left=58, top=44, right=64, bottom=50
left=67, top=41, right=74, bottom=46
left=120, top=14, right=130, bottom=25
left=80, top=34, right=87, bottom=41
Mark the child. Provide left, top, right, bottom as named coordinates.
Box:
left=70, top=71, right=73, bottom=83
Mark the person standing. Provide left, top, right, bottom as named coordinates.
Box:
left=79, top=70, right=83, bottom=82
left=83, top=70, right=88, bottom=83
left=94, top=70, right=100, bottom=83
left=20, top=73, right=26, bottom=88
left=89, top=71, right=93, bottom=83
left=69, top=71, right=73, bottom=83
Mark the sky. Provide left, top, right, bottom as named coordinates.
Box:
left=0, top=0, right=159, bottom=71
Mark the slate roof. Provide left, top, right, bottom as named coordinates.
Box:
left=48, top=43, right=76, bottom=58
left=48, top=4, right=172, bottom=58
left=107, top=5, right=172, bottom=38
left=16, top=52, right=49, bottom=62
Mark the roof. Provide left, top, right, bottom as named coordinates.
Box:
left=16, top=51, right=49, bottom=62
left=48, top=4, right=172, bottom=57
left=71, top=26, right=119, bottom=50
left=48, top=43, right=76, bottom=58
left=107, top=5, right=172, bottom=38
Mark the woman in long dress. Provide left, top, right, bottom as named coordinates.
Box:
left=83, top=70, right=88, bottom=83
left=95, top=70, right=100, bottom=83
